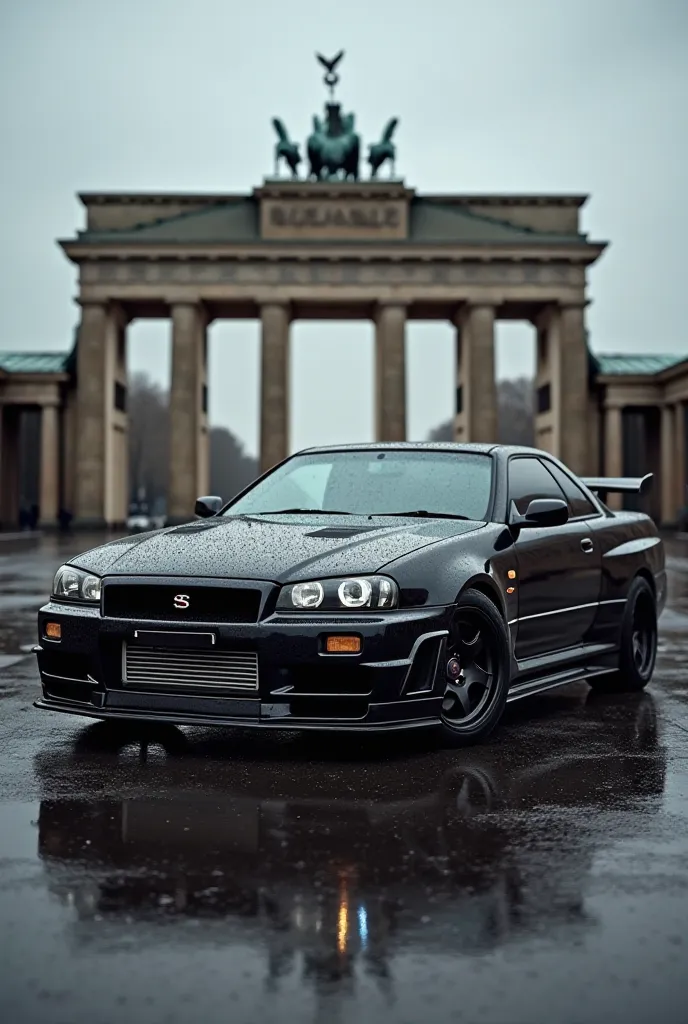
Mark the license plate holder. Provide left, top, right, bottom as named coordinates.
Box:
left=131, top=629, right=217, bottom=649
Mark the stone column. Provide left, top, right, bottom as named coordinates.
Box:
left=39, top=402, right=60, bottom=527
left=260, top=302, right=290, bottom=472
left=0, top=406, right=4, bottom=526
left=604, top=403, right=624, bottom=510
left=676, top=401, right=687, bottom=519
left=660, top=404, right=676, bottom=525
left=74, top=302, right=117, bottom=526
left=0, top=407, right=18, bottom=528
left=198, top=330, right=210, bottom=498
left=107, top=316, right=129, bottom=527
left=454, top=305, right=497, bottom=443
left=168, top=303, right=207, bottom=523
left=533, top=316, right=553, bottom=453
left=375, top=303, right=407, bottom=442
left=550, top=303, right=589, bottom=474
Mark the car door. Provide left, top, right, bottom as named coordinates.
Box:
left=509, top=455, right=602, bottom=661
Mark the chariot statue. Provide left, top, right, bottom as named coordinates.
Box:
left=269, top=51, right=399, bottom=182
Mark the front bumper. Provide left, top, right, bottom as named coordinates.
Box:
left=34, top=597, right=452, bottom=733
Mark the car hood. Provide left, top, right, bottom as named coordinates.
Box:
left=70, top=514, right=485, bottom=583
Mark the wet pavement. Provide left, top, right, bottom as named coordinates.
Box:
left=1, top=533, right=688, bottom=1024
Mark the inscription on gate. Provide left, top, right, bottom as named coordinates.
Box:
left=260, top=198, right=408, bottom=241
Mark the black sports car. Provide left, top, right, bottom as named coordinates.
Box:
left=34, top=443, right=666, bottom=746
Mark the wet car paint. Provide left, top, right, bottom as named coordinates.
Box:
left=1, top=532, right=688, bottom=1023
left=33, top=446, right=667, bottom=738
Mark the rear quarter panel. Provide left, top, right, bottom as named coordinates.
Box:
left=590, top=512, right=666, bottom=610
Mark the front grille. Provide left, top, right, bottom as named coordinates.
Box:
left=124, top=645, right=259, bottom=692
left=103, top=585, right=261, bottom=623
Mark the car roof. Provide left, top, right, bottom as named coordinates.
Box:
left=296, top=442, right=562, bottom=459
left=298, top=441, right=497, bottom=454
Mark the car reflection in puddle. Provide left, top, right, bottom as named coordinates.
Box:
left=34, top=691, right=666, bottom=987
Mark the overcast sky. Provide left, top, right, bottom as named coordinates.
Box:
left=1, top=0, right=687, bottom=456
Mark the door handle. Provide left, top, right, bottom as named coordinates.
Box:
left=581, top=538, right=594, bottom=554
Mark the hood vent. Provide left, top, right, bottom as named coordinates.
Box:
left=306, top=526, right=379, bottom=539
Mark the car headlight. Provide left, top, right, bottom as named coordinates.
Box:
left=277, top=575, right=398, bottom=612
left=52, top=565, right=102, bottom=603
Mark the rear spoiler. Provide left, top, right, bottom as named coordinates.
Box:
left=581, top=473, right=653, bottom=495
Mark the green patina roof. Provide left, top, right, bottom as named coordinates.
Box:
left=594, top=353, right=687, bottom=376
left=408, top=200, right=581, bottom=244
left=78, top=199, right=259, bottom=245
left=75, top=197, right=583, bottom=247
left=0, top=351, right=70, bottom=374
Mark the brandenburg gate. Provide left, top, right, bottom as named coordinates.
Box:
left=58, top=54, right=607, bottom=526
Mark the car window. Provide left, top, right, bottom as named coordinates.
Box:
left=224, top=450, right=494, bottom=520
left=544, top=462, right=598, bottom=519
left=508, top=456, right=566, bottom=515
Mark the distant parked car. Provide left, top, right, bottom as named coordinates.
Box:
left=126, top=502, right=151, bottom=534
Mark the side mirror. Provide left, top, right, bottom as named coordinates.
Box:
left=195, top=495, right=223, bottom=518
left=510, top=498, right=568, bottom=529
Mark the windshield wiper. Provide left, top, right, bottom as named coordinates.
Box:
left=368, top=510, right=472, bottom=520
left=250, top=508, right=355, bottom=516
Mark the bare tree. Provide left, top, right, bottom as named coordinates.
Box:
left=127, top=372, right=258, bottom=507
left=209, top=427, right=258, bottom=500
left=426, top=377, right=535, bottom=446
left=497, top=377, right=535, bottom=446
left=128, top=373, right=169, bottom=505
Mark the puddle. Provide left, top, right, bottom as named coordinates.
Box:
left=0, top=654, right=26, bottom=671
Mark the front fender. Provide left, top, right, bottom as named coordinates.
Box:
left=456, top=573, right=508, bottom=621
left=382, top=524, right=515, bottom=614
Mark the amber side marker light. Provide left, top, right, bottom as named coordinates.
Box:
left=326, top=636, right=361, bottom=654
left=45, top=622, right=61, bottom=640
left=507, top=569, right=517, bottom=580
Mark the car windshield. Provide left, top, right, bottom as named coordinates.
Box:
left=224, top=450, right=493, bottom=521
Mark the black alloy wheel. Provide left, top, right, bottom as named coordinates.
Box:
left=630, top=591, right=656, bottom=677
left=439, top=589, right=510, bottom=747
left=589, top=575, right=658, bottom=693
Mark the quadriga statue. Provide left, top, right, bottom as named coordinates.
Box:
left=307, top=103, right=360, bottom=181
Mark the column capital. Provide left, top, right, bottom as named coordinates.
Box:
left=375, top=302, right=408, bottom=328
left=452, top=303, right=495, bottom=328
left=77, top=298, right=127, bottom=319
left=256, top=297, right=293, bottom=315
left=169, top=299, right=211, bottom=327
left=536, top=299, right=589, bottom=324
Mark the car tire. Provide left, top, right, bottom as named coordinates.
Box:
left=438, top=588, right=511, bottom=748
left=588, top=576, right=657, bottom=694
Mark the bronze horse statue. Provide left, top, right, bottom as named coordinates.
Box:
left=272, top=118, right=301, bottom=177
left=307, top=104, right=360, bottom=181
left=368, top=118, right=399, bottom=178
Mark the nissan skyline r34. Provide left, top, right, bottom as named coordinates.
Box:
left=34, top=443, right=665, bottom=746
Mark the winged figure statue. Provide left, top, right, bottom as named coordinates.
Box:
left=316, top=50, right=345, bottom=74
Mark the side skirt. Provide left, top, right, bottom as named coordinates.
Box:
left=507, top=665, right=617, bottom=703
